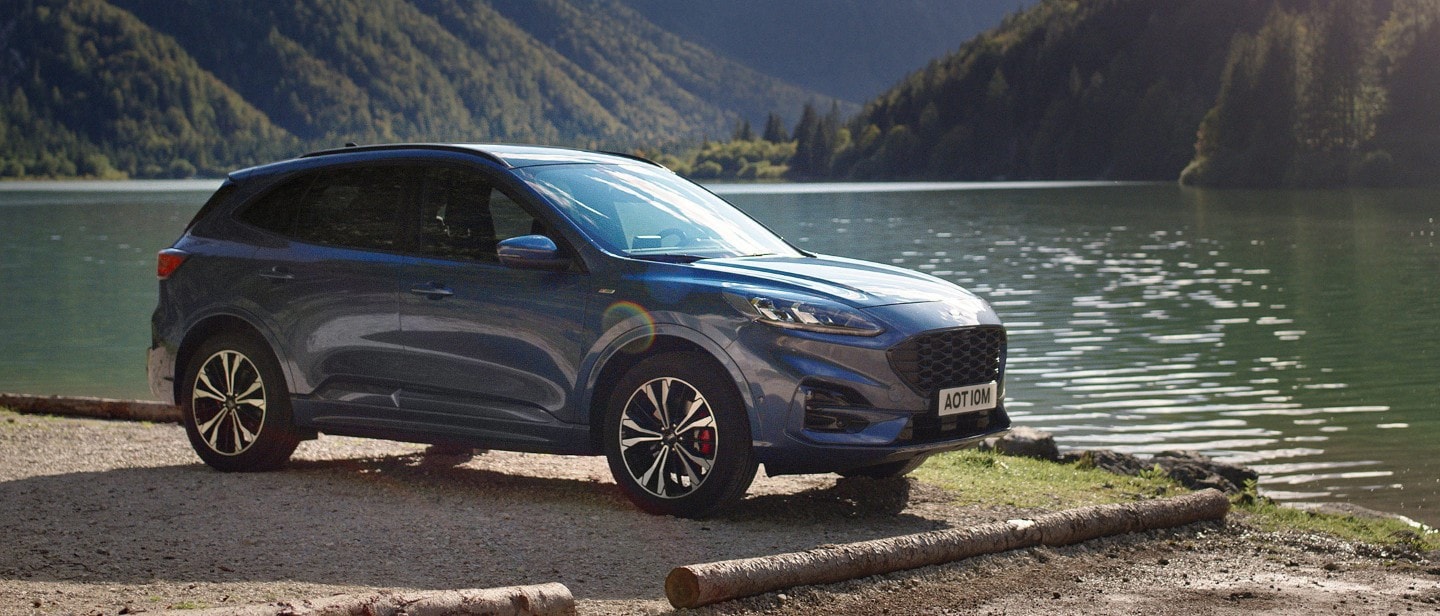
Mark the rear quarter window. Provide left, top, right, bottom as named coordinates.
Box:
left=185, top=182, right=239, bottom=233
left=238, top=175, right=313, bottom=235
left=237, top=166, right=411, bottom=252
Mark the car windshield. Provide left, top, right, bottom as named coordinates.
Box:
left=519, top=163, right=803, bottom=262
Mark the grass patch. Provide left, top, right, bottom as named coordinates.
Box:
left=1233, top=490, right=1439, bottom=552
left=913, top=449, right=1183, bottom=510
left=917, top=449, right=1438, bottom=552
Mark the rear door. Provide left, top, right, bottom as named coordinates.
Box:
left=237, top=164, right=416, bottom=426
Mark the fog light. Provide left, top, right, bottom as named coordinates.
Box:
left=802, top=384, right=872, bottom=433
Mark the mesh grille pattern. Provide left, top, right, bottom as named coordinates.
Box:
left=888, top=325, right=1006, bottom=395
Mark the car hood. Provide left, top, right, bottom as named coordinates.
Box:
left=693, top=255, right=981, bottom=308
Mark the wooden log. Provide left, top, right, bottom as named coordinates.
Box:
left=0, top=393, right=180, bottom=423
left=666, top=489, right=1230, bottom=609
left=166, top=583, right=575, bottom=616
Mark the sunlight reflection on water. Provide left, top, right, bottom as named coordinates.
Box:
left=727, top=182, right=1439, bottom=525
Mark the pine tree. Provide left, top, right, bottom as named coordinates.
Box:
left=762, top=112, right=788, bottom=142
left=790, top=103, right=822, bottom=176
left=732, top=118, right=756, bottom=141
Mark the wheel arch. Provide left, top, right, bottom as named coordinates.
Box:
left=584, top=327, right=755, bottom=454
left=174, top=314, right=282, bottom=405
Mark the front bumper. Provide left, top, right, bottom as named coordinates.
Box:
left=727, top=301, right=1010, bottom=476
left=759, top=405, right=1010, bottom=475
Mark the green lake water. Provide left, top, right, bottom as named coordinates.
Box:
left=2, top=180, right=1436, bottom=525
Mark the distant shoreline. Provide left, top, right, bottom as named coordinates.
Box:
left=0, top=177, right=1161, bottom=196
left=0, top=179, right=224, bottom=192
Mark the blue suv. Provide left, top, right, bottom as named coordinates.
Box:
left=148, top=144, right=1009, bottom=517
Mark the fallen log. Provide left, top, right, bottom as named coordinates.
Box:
left=0, top=393, right=180, bottom=423
left=666, top=489, right=1229, bottom=609
left=165, top=583, right=575, bottom=616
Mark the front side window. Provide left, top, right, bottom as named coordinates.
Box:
left=520, top=163, right=802, bottom=262
left=414, top=166, right=542, bottom=262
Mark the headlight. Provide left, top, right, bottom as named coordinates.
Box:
left=723, top=291, right=884, bottom=336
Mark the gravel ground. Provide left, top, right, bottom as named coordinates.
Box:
left=1, top=409, right=1437, bottom=615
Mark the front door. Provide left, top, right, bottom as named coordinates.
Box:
left=395, top=165, right=595, bottom=449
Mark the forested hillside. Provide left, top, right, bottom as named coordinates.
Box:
left=828, top=0, right=1269, bottom=181
left=1183, top=0, right=1440, bottom=187
left=0, top=0, right=840, bottom=178
left=816, top=0, right=1440, bottom=187
left=0, top=0, right=298, bottom=178
left=8, top=0, right=1436, bottom=186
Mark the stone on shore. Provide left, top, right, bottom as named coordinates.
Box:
left=986, top=426, right=1060, bottom=461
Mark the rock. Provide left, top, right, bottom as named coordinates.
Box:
left=1154, top=461, right=1236, bottom=493
left=1059, top=449, right=1258, bottom=495
left=990, top=427, right=1059, bottom=461
left=1153, top=451, right=1258, bottom=494
left=1064, top=449, right=1152, bottom=476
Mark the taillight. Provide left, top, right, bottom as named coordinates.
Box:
left=157, top=248, right=188, bottom=280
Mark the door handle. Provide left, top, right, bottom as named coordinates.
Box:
left=259, top=267, right=294, bottom=281
left=410, top=283, right=454, bottom=299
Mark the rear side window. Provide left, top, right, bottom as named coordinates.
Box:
left=238, top=166, right=410, bottom=252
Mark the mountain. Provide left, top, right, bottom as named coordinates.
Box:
left=826, top=0, right=1440, bottom=187
left=0, top=0, right=843, bottom=178
left=0, top=0, right=298, bottom=178
left=618, top=0, right=1035, bottom=102
left=830, top=0, right=1269, bottom=181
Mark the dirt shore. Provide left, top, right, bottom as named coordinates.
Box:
left=1, top=410, right=1436, bottom=615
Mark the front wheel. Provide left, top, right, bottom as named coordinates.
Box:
left=603, top=352, right=756, bottom=518
left=180, top=332, right=299, bottom=472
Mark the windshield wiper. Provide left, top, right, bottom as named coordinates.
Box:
left=630, top=253, right=709, bottom=263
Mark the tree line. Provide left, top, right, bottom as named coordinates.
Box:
left=685, top=0, right=1440, bottom=188
left=1183, top=0, right=1440, bottom=187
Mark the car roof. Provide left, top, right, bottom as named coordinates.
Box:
left=225, top=143, right=664, bottom=185
left=299, top=143, right=659, bottom=169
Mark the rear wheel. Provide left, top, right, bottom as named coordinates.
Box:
left=181, top=333, right=299, bottom=471
left=603, top=352, right=756, bottom=518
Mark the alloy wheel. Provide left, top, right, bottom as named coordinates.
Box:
left=190, top=349, right=268, bottom=456
left=617, top=376, right=718, bottom=499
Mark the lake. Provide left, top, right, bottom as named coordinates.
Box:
left=1, top=180, right=1436, bottom=526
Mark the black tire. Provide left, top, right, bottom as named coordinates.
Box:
left=837, top=454, right=930, bottom=479
left=603, top=352, right=756, bottom=518
left=180, top=332, right=299, bottom=472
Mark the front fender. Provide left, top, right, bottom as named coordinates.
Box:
left=575, top=318, right=761, bottom=438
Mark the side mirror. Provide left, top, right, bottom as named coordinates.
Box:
left=497, top=235, right=570, bottom=271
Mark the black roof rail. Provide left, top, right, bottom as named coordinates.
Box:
left=300, top=143, right=509, bottom=167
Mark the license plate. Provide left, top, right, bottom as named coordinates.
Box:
left=937, top=381, right=998, bottom=416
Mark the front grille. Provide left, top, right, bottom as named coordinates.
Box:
left=888, top=325, right=1006, bottom=395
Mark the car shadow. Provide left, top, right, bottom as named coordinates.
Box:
left=0, top=451, right=959, bottom=602
left=723, top=475, right=922, bottom=521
